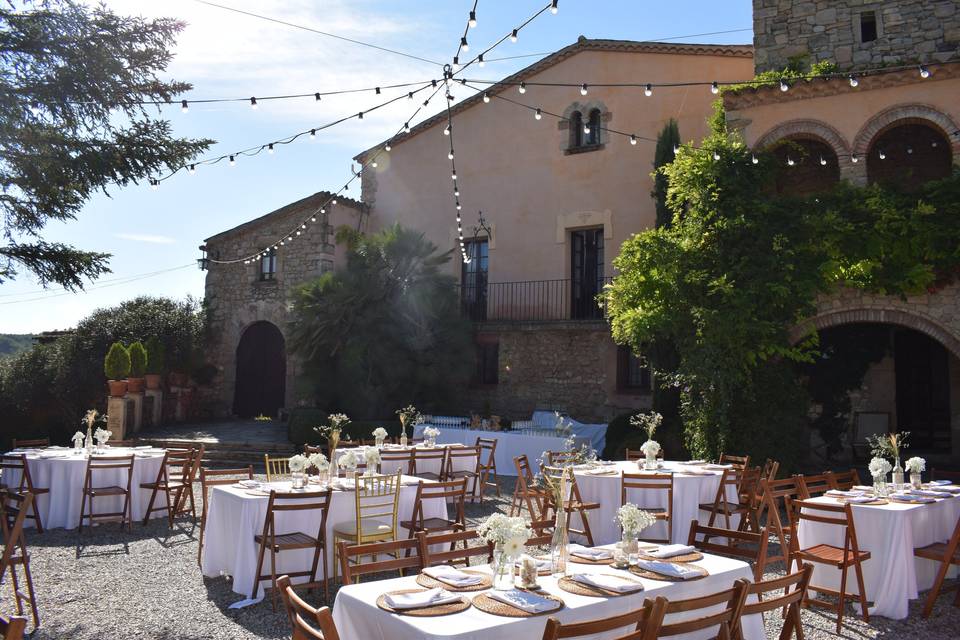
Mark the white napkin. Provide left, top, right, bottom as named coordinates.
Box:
left=422, top=565, right=483, bottom=587
left=133, top=445, right=152, bottom=450
left=238, top=480, right=259, bottom=488
left=891, top=493, right=935, bottom=503
left=569, top=544, right=613, bottom=560
left=570, top=573, right=642, bottom=593
left=842, top=496, right=876, bottom=504
left=826, top=490, right=864, bottom=498
left=852, top=485, right=876, bottom=492
left=645, top=544, right=696, bottom=559
left=39, top=451, right=67, bottom=458
left=635, top=560, right=701, bottom=580
left=704, top=463, right=733, bottom=470
left=684, top=460, right=706, bottom=465
left=513, top=557, right=552, bottom=572
left=585, top=467, right=617, bottom=475
left=909, top=489, right=951, bottom=498
left=384, top=588, right=461, bottom=610
left=935, top=485, right=960, bottom=492
left=930, top=480, right=952, bottom=486
left=486, top=589, right=556, bottom=613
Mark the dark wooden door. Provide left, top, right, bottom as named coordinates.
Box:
left=571, top=228, right=604, bottom=319
left=234, top=321, right=286, bottom=418
left=895, top=329, right=950, bottom=450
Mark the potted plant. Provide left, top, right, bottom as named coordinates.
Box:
left=104, top=342, right=131, bottom=397
left=127, top=341, right=147, bottom=393
left=144, top=337, right=165, bottom=390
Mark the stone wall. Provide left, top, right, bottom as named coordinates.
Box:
left=753, top=0, right=960, bottom=71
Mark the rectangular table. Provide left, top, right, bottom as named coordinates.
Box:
left=797, top=493, right=960, bottom=619
left=332, top=548, right=764, bottom=640
left=413, top=425, right=579, bottom=476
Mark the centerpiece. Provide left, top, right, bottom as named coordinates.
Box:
left=868, top=431, right=909, bottom=490
left=541, top=466, right=573, bottom=577
left=616, top=504, right=657, bottom=561
left=315, top=413, right=350, bottom=483
left=94, top=426, right=112, bottom=453
left=631, top=411, right=663, bottom=470
left=422, top=426, right=440, bottom=447
left=338, top=449, right=359, bottom=481
left=372, top=427, right=388, bottom=448
left=396, top=404, right=421, bottom=448
left=868, top=456, right=892, bottom=496
left=288, top=454, right=308, bottom=489
left=905, top=456, right=926, bottom=489
left=477, top=513, right=532, bottom=590
left=307, top=452, right=329, bottom=482
left=363, top=446, right=381, bottom=476
left=80, top=409, right=105, bottom=454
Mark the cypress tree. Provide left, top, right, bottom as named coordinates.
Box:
left=652, top=119, right=680, bottom=228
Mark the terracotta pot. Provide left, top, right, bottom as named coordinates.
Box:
left=145, top=374, right=162, bottom=390
left=108, top=380, right=128, bottom=397
left=127, top=377, right=145, bottom=393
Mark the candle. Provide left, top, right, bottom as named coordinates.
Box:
left=520, top=554, right=539, bottom=588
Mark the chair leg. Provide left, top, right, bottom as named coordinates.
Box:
left=836, top=566, right=849, bottom=633
left=578, top=507, right=595, bottom=546
left=853, top=559, right=870, bottom=623
left=142, top=485, right=160, bottom=526
left=31, top=499, right=44, bottom=534
left=251, top=540, right=268, bottom=600
left=8, top=563, right=23, bottom=616
left=322, top=544, right=330, bottom=603
left=20, top=558, right=39, bottom=629
left=269, top=547, right=279, bottom=611
left=78, top=491, right=88, bottom=533
left=922, top=555, right=952, bottom=617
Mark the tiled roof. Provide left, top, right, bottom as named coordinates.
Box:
left=204, top=191, right=366, bottom=243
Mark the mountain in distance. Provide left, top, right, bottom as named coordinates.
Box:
left=0, top=334, right=33, bottom=359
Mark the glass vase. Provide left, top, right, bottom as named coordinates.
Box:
left=326, top=459, right=338, bottom=485
left=892, top=457, right=904, bottom=490
left=399, top=430, right=408, bottom=448
left=644, top=451, right=658, bottom=470
left=873, top=474, right=888, bottom=497
left=426, top=437, right=436, bottom=448
left=491, top=545, right=514, bottom=591
left=550, top=509, right=570, bottom=578
left=910, top=472, right=922, bottom=489
left=622, top=529, right=639, bottom=563
left=291, top=472, right=306, bottom=489
left=375, top=436, right=385, bottom=449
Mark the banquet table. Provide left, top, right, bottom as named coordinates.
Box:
left=337, top=443, right=475, bottom=478
left=797, top=491, right=960, bottom=619
left=1, top=446, right=168, bottom=530
left=332, top=547, right=765, bottom=640
left=201, top=475, right=447, bottom=601
left=573, top=461, right=738, bottom=545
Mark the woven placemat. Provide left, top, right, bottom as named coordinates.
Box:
left=558, top=575, right=644, bottom=597
left=638, top=550, right=704, bottom=563
left=628, top=563, right=708, bottom=582
left=888, top=496, right=937, bottom=504
left=844, top=498, right=888, bottom=506
left=570, top=554, right=614, bottom=565
left=416, top=570, right=492, bottom=592
left=376, top=589, right=471, bottom=616
left=472, top=592, right=564, bottom=618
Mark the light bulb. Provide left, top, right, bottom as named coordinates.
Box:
left=181, top=99, right=188, bottom=113
left=188, top=164, right=196, bottom=175
left=375, top=86, right=381, bottom=95
left=229, top=155, right=235, bottom=166
left=644, top=83, right=652, bottom=97
left=268, top=143, right=274, bottom=154
left=630, top=135, right=637, bottom=145
left=919, top=65, right=930, bottom=78
left=443, top=125, right=450, bottom=136
left=583, top=123, right=590, bottom=134
left=250, top=96, right=258, bottom=109
left=751, top=154, right=758, bottom=164
left=519, top=81, right=526, bottom=94
left=673, top=145, right=679, bottom=154
left=451, top=172, right=457, bottom=180
left=787, top=157, right=795, bottom=166
left=456, top=202, right=461, bottom=210
left=478, top=54, right=485, bottom=67
left=280, top=240, right=285, bottom=246
left=452, top=57, right=460, bottom=72
left=460, top=37, right=469, bottom=52
left=310, top=129, right=316, bottom=139
left=580, top=83, right=588, bottom=96
left=150, top=179, right=158, bottom=191
left=820, top=156, right=827, bottom=166
left=385, top=143, right=391, bottom=151
left=454, top=189, right=460, bottom=197
left=408, top=92, right=413, bottom=100
left=296, top=230, right=301, bottom=236
left=371, top=160, right=378, bottom=168
left=779, top=79, right=789, bottom=92
left=448, top=150, right=454, bottom=159
left=358, top=111, right=363, bottom=119
left=332, top=199, right=337, bottom=204
left=315, top=92, right=321, bottom=101
left=851, top=154, right=859, bottom=163
left=320, top=208, right=326, bottom=214
left=551, top=0, right=559, bottom=14
left=907, top=147, right=913, bottom=154
left=310, top=217, right=316, bottom=222
left=711, top=81, right=719, bottom=94
left=301, top=224, right=306, bottom=229
left=879, top=150, right=886, bottom=160
left=468, top=11, right=477, bottom=28
left=403, top=122, right=410, bottom=132
left=713, top=150, right=720, bottom=161
left=849, top=75, right=859, bottom=87
left=510, top=29, right=518, bottom=43
left=535, top=108, right=542, bottom=120
left=483, top=92, right=490, bottom=103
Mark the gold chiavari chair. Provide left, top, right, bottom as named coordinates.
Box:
left=0, top=491, right=38, bottom=629
left=621, top=472, right=673, bottom=544
left=265, top=455, right=291, bottom=481
left=197, top=466, right=254, bottom=565
left=79, top=454, right=135, bottom=532
left=332, top=471, right=402, bottom=583
left=276, top=574, right=341, bottom=640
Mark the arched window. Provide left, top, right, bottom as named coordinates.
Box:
left=867, top=122, right=952, bottom=191
left=771, top=137, right=840, bottom=197
left=569, top=111, right=583, bottom=148
left=585, top=109, right=602, bottom=146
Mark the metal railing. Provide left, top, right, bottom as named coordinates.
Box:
left=460, top=278, right=612, bottom=322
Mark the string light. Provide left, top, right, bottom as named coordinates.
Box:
left=375, top=86, right=381, bottom=95
left=310, top=129, right=316, bottom=139
left=751, top=154, right=758, bottom=164
left=188, top=164, right=196, bottom=174
left=919, top=65, right=930, bottom=78
left=580, top=83, right=588, bottom=96
left=510, top=29, right=518, bottom=43
left=180, top=99, right=188, bottom=113
left=644, top=83, right=652, bottom=97
left=711, top=81, right=719, bottom=94
left=444, top=124, right=451, bottom=135
left=150, top=179, right=159, bottom=190
left=250, top=96, right=258, bottom=109
left=630, top=135, right=637, bottom=145
left=787, top=156, right=795, bottom=166
left=550, top=0, right=559, bottom=14
left=779, top=78, right=789, bottom=92
left=460, top=37, right=469, bottom=52
left=468, top=10, right=477, bottom=28
left=583, top=121, right=590, bottom=134
left=483, top=92, right=490, bottom=103
left=519, top=81, right=526, bottom=94
left=267, top=143, right=274, bottom=154
left=229, top=155, right=236, bottom=166
left=848, top=74, right=859, bottom=87
left=535, top=108, right=542, bottom=120
left=315, top=92, right=321, bottom=101
left=819, top=156, right=827, bottom=166
left=385, top=142, right=392, bottom=151
left=478, top=53, right=485, bottom=67
left=712, top=150, right=720, bottom=161
left=878, top=150, right=886, bottom=160
left=851, top=154, right=859, bottom=163
left=448, top=150, right=454, bottom=159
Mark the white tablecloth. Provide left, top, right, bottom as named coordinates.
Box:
left=531, top=411, right=608, bottom=455
left=413, top=425, right=577, bottom=476
left=797, top=494, right=960, bottom=619
left=574, top=461, right=736, bottom=545
left=201, top=476, right=447, bottom=599
left=2, top=447, right=167, bottom=530
left=332, top=547, right=764, bottom=640
left=337, top=444, right=475, bottom=478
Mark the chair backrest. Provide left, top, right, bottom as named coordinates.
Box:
left=761, top=458, right=779, bottom=481
left=265, top=455, right=291, bottom=481
left=338, top=538, right=422, bottom=583
left=621, top=472, right=673, bottom=511
left=262, top=489, right=332, bottom=546
left=796, top=473, right=832, bottom=498
left=0, top=455, right=34, bottom=494
left=540, top=598, right=667, bottom=640
left=378, top=450, right=412, bottom=475
left=738, top=467, right=764, bottom=508
left=475, top=437, right=497, bottom=468
left=411, top=447, right=447, bottom=477
left=416, top=529, right=493, bottom=567
left=11, top=438, right=49, bottom=449
left=0, top=491, right=33, bottom=573
left=527, top=519, right=555, bottom=547
left=547, top=450, right=579, bottom=466
left=787, top=498, right=862, bottom=559
left=352, top=472, right=401, bottom=542
left=624, top=449, right=644, bottom=462
left=643, top=579, right=749, bottom=638
left=826, top=469, right=861, bottom=491
left=200, top=466, right=254, bottom=506
left=733, top=564, right=813, bottom=638
left=0, top=615, right=26, bottom=640
left=757, top=476, right=801, bottom=541
left=687, top=521, right=769, bottom=580
left=409, top=478, right=466, bottom=530
left=446, top=445, right=480, bottom=475
left=514, top=454, right=537, bottom=486
left=85, top=455, right=135, bottom=495
left=276, top=574, right=341, bottom=640
left=159, top=449, right=195, bottom=484
left=719, top=453, right=750, bottom=469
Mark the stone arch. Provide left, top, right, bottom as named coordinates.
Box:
left=790, top=307, right=960, bottom=361
left=559, top=100, right=612, bottom=147
left=852, top=104, right=960, bottom=157
left=754, top=119, right=851, bottom=157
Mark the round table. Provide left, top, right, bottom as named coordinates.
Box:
left=2, top=446, right=167, bottom=530
left=572, top=460, right=738, bottom=545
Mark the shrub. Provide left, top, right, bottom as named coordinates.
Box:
left=145, top=336, right=165, bottom=374
left=104, top=342, right=130, bottom=380
left=127, top=341, right=147, bottom=377
left=288, top=407, right=326, bottom=446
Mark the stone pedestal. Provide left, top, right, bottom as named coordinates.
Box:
left=127, top=392, right=144, bottom=432
left=106, top=396, right=129, bottom=440
left=145, top=389, right=163, bottom=428
left=170, top=386, right=188, bottom=422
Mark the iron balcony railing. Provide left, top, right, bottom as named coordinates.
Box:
left=460, top=278, right=612, bottom=323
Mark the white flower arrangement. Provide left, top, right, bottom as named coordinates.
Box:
left=617, top=504, right=657, bottom=534
left=640, top=440, right=661, bottom=456
left=93, top=427, right=112, bottom=445
left=71, top=431, right=85, bottom=447
left=338, top=450, right=359, bottom=471
left=372, top=427, right=388, bottom=439
left=307, top=452, right=329, bottom=474
left=868, top=457, right=892, bottom=479
left=423, top=426, right=440, bottom=439
left=288, top=454, right=308, bottom=473
left=905, top=456, right=926, bottom=474
left=477, top=513, right=532, bottom=558
left=363, top=447, right=381, bottom=468
left=630, top=411, right=663, bottom=440
left=396, top=405, right=421, bottom=428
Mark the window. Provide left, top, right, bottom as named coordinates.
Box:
left=570, top=228, right=604, bottom=320
left=461, top=239, right=488, bottom=321
left=617, top=346, right=651, bottom=392
left=473, top=338, right=499, bottom=386
left=259, top=248, right=277, bottom=281
left=585, top=109, right=601, bottom=146
left=859, top=11, right=877, bottom=43
left=569, top=111, right=584, bottom=148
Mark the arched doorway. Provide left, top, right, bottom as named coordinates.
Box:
left=770, top=136, right=841, bottom=197
left=234, top=321, right=286, bottom=418
left=867, top=122, right=952, bottom=190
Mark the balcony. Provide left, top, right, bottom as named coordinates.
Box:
left=460, top=278, right=612, bottom=323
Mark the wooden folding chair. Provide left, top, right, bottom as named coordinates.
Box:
left=400, top=478, right=466, bottom=543
left=541, top=464, right=599, bottom=546
left=141, top=448, right=194, bottom=527
left=735, top=467, right=764, bottom=534
left=540, top=597, right=667, bottom=640
left=410, top=448, right=447, bottom=481
left=698, top=467, right=750, bottom=531
left=416, top=529, right=493, bottom=568
left=731, top=564, right=813, bottom=640
left=510, top=455, right=547, bottom=518
left=475, top=437, right=500, bottom=502
left=0, top=491, right=39, bottom=629
left=796, top=473, right=833, bottom=498
left=303, top=444, right=324, bottom=456
left=761, top=458, right=780, bottom=482
left=10, top=439, right=48, bottom=449
left=252, top=488, right=332, bottom=607
left=265, top=455, right=291, bottom=481
left=338, top=537, right=422, bottom=584
left=756, top=476, right=802, bottom=567
left=687, top=521, right=769, bottom=581
left=786, top=497, right=871, bottom=632
left=914, top=511, right=960, bottom=617
left=332, top=472, right=401, bottom=583
left=276, top=574, right=341, bottom=640
left=526, top=519, right=556, bottom=548
left=546, top=450, right=579, bottom=466
left=79, top=454, right=135, bottom=532
left=621, top=472, right=673, bottom=544
left=624, top=449, right=645, bottom=462
left=378, top=450, right=412, bottom=475
left=0, top=616, right=26, bottom=640
left=445, top=446, right=482, bottom=499
left=641, top=579, right=749, bottom=639
left=826, top=469, right=861, bottom=491
left=0, top=455, right=49, bottom=533
left=197, top=466, right=254, bottom=565
left=720, top=453, right=750, bottom=470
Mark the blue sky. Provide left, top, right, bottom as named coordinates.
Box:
left=0, top=0, right=753, bottom=333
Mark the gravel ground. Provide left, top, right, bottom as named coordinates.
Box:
left=2, top=476, right=958, bottom=639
